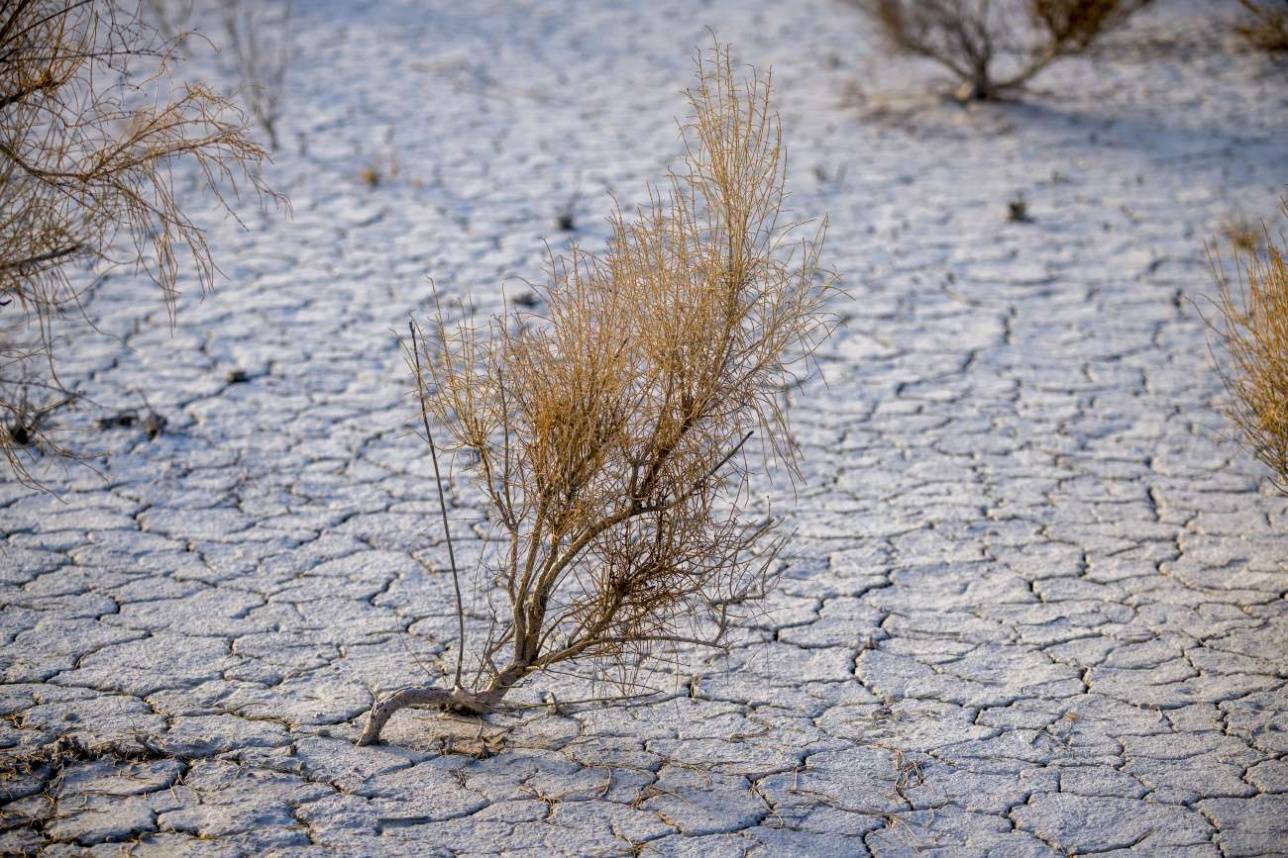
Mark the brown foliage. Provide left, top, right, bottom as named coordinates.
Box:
left=851, top=0, right=1153, bottom=100
left=1, top=0, right=273, bottom=481
left=1210, top=200, right=1288, bottom=494
left=358, top=43, right=837, bottom=746
left=1236, top=0, right=1288, bottom=52
left=1222, top=216, right=1263, bottom=255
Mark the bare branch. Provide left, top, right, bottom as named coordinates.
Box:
left=409, top=319, right=467, bottom=690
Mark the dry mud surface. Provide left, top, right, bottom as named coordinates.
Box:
left=2, top=1, right=1287, bottom=855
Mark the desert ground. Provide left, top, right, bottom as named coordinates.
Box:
left=2, top=0, right=1287, bottom=855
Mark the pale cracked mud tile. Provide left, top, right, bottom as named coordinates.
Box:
left=2, top=0, right=1287, bottom=855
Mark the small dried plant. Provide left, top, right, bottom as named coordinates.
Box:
left=1209, top=200, right=1288, bottom=494
left=1236, top=0, right=1288, bottom=53
left=220, top=0, right=293, bottom=151
left=1222, top=215, right=1264, bottom=255
left=848, top=0, right=1153, bottom=101
left=1008, top=194, right=1032, bottom=223
left=1, top=0, right=274, bottom=481
left=358, top=43, right=837, bottom=746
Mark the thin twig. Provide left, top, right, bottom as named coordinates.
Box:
left=409, top=320, right=466, bottom=690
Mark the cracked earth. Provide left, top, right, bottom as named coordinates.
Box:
left=2, top=0, right=1287, bottom=855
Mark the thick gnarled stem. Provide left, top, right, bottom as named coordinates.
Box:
left=357, top=662, right=531, bottom=746
left=357, top=686, right=490, bottom=746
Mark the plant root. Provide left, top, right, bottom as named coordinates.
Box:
left=357, top=685, right=497, bottom=746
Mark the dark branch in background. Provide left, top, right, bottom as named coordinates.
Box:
left=219, top=0, right=292, bottom=151
left=1235, top=0, right=1288, bottom=52
left=847, top=0, right=1153, bottom=101
left=0, top=244, right=82, bottom=271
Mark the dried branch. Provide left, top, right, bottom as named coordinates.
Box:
left=1236, top=0, right=1288, bottom=52
left=143, top=0, right=195, bottom=51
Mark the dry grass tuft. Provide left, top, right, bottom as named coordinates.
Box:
left=1210, top=200, right=1288, bottom=494
left=358, top=41, right=838, bottom=746
left=1, top=0, right=274, bottom=482
left=1236, top=0, right=1288, bottom=53
left=848, top=0, right=1153, bottom=101
left=1008, top=194, right=1032, bottom=223
left=1222, top=216, right=1264, bottom=254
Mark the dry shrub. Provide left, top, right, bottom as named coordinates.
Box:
left=850, top=0, right=1153, bottom=101
left=357, top=43, right=837, bottom=746
left=1, top=0, right=273, bottom=481
left=1211, top=201, right=1288, bottom=494
left=1222, top=216, right=1264, bottom=255
left=1236, top=0, right=1288, bottom=52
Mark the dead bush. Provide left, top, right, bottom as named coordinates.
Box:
left=1210, top=199, right=1288, bottom=493
left=357, top=43, right=837, bottom=746
left=1236, top=0, right=1288, bottom=52
left=849, top=0, right=1153, bottom=101
left=1, top=0, right=273, bottom=481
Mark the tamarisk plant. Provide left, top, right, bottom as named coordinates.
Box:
left=1210, top=199, right=1288, bottom=494
left=849, top=0, right=1153, bottom=101
left=1, top=0, right=273, bottom=480
left=358, top=44, right=837, bottom=746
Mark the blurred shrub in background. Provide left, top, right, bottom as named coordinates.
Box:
left=219, top=0, right=294, bottom=151
left=846, top=0, right=1153, bottom=101
left=1236, top=0, right=1288, bottom=53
